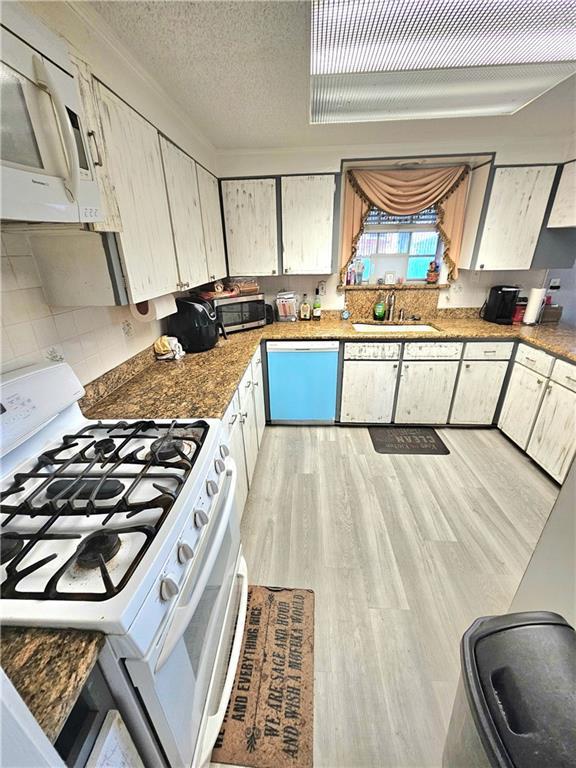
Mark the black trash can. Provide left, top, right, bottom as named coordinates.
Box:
left=443, top=611, right=576, bottom=768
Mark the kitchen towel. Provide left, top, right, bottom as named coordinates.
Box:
left=523, top=288, right=547, bottom=325
left=129, top=293, right=177, bottom=323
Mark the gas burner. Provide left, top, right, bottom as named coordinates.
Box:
left=0, top=536, right=23, bottom=564
left=46, top=478, right=125, bottom=501
left=76, top=532, right=122, bottom=569
left=150, top=437, right=190, bottom=462
left=94, top=438, right=116, bottom=456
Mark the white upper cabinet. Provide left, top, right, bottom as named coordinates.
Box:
left=456, top=163, right=491, bottom=270
left=96, top=83, right=178, bottom=302
left=159, top=136, right=208, bottom=290
left=196, top=165, right=227, bottom=282
left=475, top=166, right=556, bottom=270
left=222, top=179, right=279, bottom=276
left=547, top=162, right=576, bottom=228
left=281, top=175, right=335, bottom=274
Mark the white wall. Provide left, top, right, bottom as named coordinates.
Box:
left=1, top=231, right=160, bottom=384
left=439, top=269, right=548, bottom=310
left=27, top=1, right=217, bottom=172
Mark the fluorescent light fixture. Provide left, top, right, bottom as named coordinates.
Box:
left=310, top=0, right=576, bottom=123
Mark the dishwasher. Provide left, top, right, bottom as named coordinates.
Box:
left=267, top=341, right=339, bottom=422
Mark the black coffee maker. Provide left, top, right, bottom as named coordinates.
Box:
left=168, top=297, right=227, bottom=353
left=480, top=285, right=519, bottom=325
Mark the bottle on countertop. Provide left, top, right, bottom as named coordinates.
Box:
left=299, top=293, right=311, bottom=321
left=373, top=294, right=386, bottom=321
left=312, top=289, right=322, bottom=321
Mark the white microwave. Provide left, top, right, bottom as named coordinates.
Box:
left=0, top=3, right=102, bottom=223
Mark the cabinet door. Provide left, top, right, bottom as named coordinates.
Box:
left=475, top=166, right=556, bottom=270
left=96, top=83, right=178, bottom=302
left=197, top=165, right=227, bottom=281
left=395, top=361, right=459, bottom=424
left=281, top=175, right=335, bottom=274
left=241, top=391, right=259, bottom=486
left=72, top=55, right=121, bottom=232
left=498, top=363, right=547, bottom=449
left=251, top=348, right=266, bottom=446
left=222, top=179, right=278, bottom=276
left=547, top=162, right=576, bottom=228
left=527, top=381, right=576, bottom=483
left=450, top=361, right=508, bottom=425
left=228, top=413, right=249, bottom=519
left=159, top=137, right=208, bottom=290
left=341, top=361, right=398, bottom=423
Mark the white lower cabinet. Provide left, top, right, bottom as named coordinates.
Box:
left=341, top=361, right=398, bottom=423
left=395, top=361, right=459, bottom=424
left=241, top=386, right=259, bottom=485
left=450, top=361, right=509, bottom=425
left=223, top=393, right=249, bottom=518
left=527, top=381, right=576, bottom=483
left=251, top=348, right=266, bottom=446
left=498, top=363, right=547, bottom=449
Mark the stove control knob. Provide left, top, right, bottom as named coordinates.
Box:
left=206, top=479, right=218, bottom=497
left=220, top=444, right=230, bottom=458
left=177, top=542, right=194, bottom=564
left=194, top=509, right=209, bottom=528
left=160, top=576, right=179, bottom=602
left=214, top=458, right=226, bottom=475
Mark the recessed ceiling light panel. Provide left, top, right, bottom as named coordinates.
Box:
left=310, top=0, right=576, bottom=122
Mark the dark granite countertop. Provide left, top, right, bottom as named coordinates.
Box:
left=84, top=318, right=575, bottom=422
left=1, top=627, right=104, bottom=742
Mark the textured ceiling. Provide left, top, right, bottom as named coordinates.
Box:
left=89, top=0, right=575, bottom=151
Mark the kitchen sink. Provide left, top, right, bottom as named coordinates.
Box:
left=353, top=323, right=439, bottom=333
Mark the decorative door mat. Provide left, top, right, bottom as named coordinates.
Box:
left=212, top=586, right=314, bottom=768
left=368, top=426, right=450, bottom=455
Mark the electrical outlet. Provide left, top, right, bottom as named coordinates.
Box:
left=122, top=320, right=135, bottom=338
left=318, top=280, right=327, bottom=296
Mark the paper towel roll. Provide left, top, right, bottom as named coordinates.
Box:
left=130, top=294, right=177, bottom=323
left=523, top=288, right=547, bottom=325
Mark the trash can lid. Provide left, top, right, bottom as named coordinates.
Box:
left=461, top=611, right=576, bottom=768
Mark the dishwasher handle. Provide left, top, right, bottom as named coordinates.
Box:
left=267, top=341, right=339, bottom=352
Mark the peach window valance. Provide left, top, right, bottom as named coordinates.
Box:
left=341, top=165, right=470, bottom=281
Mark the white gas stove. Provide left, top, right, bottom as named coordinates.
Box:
left=0, top=362, right=248, bottom=768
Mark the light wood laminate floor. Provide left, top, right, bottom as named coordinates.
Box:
left=240, top=427, right=558, bottom=768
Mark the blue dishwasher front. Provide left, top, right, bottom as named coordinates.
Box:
left=267, top=341, right=340, bottom=422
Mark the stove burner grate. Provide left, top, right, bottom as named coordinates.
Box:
left=0, top=418, right=209, bottom=602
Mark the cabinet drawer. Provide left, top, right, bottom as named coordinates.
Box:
left=551, top=359, right=576, bottom=393
left=344, top=342, right=400, bottom=360
left=463, top=341, right=513, bottom=360
left=403, top=342, right=462, bottom=360
left=515, top=344, right=554, bottom=377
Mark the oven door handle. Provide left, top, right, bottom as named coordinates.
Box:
left=33, top=55, right=81, bottom=203
left=201, top=555, right=248, bottom=759
left=155, top=463, right=237, bottom=671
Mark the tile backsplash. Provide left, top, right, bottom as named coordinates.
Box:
left=1, top=231, right=161, bottom=385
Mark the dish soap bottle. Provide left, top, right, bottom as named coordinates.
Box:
left=312, top=289, right=322, bottom=321
left=300, top=293, right=311, bottom=321
left=373, top=294, right=386, bottom=321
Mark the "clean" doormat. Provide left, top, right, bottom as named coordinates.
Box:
left=212, top=586, right=314, bottom=768
left=368, top=426, right=450, bottom=455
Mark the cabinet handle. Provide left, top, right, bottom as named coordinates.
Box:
left=240, top=411, right=248, bottom=424
left=483, top=350, right=496, bottom=355
left=210, top=274, right=216, bottom=280
left=87, top=130, right=103, bottom=167
left=182, top=282, right=189, bottom=288
left=547, top=386, right=552, bottom=395
left=536, top=379, right=543, bottom=385
left=465, top=363, right=471, bottom=369
left=272, top=269, right=276, bottom=274
left=229, top=413, right=238, bottom=426
left=253, top=381, right=259, bottom=387
left=393, top=364, right=398, bottom=369
left=525, top=356, right=536, bottom=363
left=245, top=380, right=252, bottom=388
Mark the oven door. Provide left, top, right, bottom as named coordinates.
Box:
left=0, top=24, right=99, bottom=223
left=215, top=296, right=266, bottom=333
left=125, top=464, right=248, bottom=768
